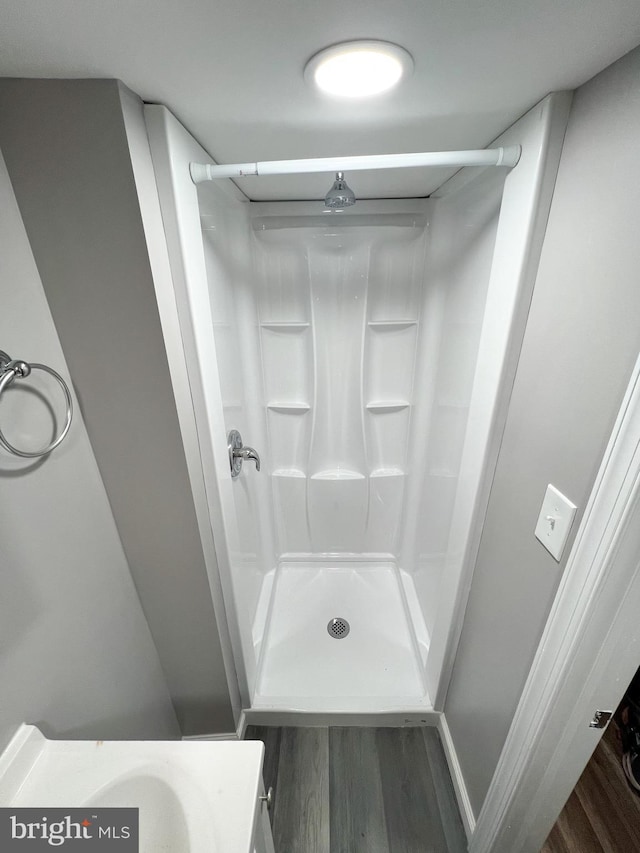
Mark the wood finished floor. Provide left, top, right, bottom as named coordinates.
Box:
left=245, top=726, right=467, bottom=853
left=542, top=721, right=640, bottom=852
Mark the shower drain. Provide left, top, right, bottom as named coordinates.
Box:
left=327, top=617, right=350, bottom=639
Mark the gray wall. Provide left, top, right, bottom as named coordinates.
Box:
left=0, top=147, right=179, bottom=752
left=0, top=79, right=234, bottom=735
left=445, top=45, right=640, bottom=817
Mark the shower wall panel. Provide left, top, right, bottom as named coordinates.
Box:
left=251, top=210, right=430, bottom=559
left=199, top=191, right=509, bottom=689
left=405, top=171, right=507, bottom=638
left=197, top=184, right=276, bottom=679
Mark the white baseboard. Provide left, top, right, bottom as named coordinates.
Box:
left=438, top=714, right=476, bottom=839
left=241, top=708, right=441, bottom=728
left=181, top=732, right=239, bottom=741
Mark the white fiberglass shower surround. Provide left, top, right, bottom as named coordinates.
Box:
left=145, top=92, right=571, bottom=719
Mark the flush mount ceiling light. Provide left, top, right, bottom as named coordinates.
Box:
left=304, top=40, right=413, bottom=98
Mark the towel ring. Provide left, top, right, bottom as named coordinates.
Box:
left=0, top=350, right=73, bottom=458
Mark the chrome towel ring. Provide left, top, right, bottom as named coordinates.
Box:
left=0, top=349, right=73, bottom=458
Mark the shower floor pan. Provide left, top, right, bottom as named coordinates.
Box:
left=252, top=560, right=430, bottom=712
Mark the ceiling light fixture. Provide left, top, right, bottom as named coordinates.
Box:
left=304, top=40, right=413, bottom=98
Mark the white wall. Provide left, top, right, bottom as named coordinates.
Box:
left=446, top=44, right=640, bottom=818
left=0, top=79, right=235, bottom=735
left=0, top=148, right=179, bottom=753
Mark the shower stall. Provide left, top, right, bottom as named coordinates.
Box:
left=144, top=92, right=570, bottom=719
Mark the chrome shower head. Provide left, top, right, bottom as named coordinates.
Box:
left=324, top=172, right=356, bottom=210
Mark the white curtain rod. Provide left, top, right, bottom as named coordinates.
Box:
left=189, top=145, right=521, bottom=184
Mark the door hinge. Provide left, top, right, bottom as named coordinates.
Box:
left=589, top=710, right=613, bottom=729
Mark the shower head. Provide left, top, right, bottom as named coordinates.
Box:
left=324, top=171, right=356, bottom=210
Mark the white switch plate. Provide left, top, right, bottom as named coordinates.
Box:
left=535, top=484, right=577, bottom=561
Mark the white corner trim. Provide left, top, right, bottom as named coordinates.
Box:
left=237, top=710, right=248, bottom=741
left=471, top=352, right=640, bottom=853
left=427, top=92, right=573, bottom=710
left=438, top=714, right=476, bottom=839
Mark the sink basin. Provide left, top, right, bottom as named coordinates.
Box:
left=87, top=773, right=195, bottom=849
left=0, top=725, right=264, bottom=852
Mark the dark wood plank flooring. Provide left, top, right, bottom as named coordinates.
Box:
left=245, top=726, right=467, bottom=853
left=542, top=721, right=640, bottom=852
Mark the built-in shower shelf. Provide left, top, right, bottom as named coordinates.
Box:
left=366, top=401, right=410, bottom=413
left=370, top=468, right=406, bottom=478
left=266, top=402, right=311, bottom=414
left=272, top=468, right=306, bottom=478
left=260, top=322, right=310, bottom=331
left=310, top=469, right=365, bottom=481
left=367, top=320, right=418, bottom=331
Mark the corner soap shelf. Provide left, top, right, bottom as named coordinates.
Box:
left=367, top=320, right=417, bottom=331
left=272, top=468, right=306, bottom=478
left=267, top=403, right=311, bottom=413
left=366, top=401, right=410, bottom=413
left=260, top=322, right=310, bottom=331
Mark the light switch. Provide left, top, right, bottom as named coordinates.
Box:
left=535, top=484, right=577, bottom=561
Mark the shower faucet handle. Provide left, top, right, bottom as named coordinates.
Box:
left=237, top=445, right=261, bottom=471
left=228, top=429, right=261, bottom=478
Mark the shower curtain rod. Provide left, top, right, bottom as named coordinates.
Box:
left=189, top=145, right=521, bottom=184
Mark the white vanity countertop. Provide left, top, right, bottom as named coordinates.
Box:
left=0, top=724, right=264, bottom=853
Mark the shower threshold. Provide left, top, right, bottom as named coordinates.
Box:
left=252, top=559, right=431, bottom=713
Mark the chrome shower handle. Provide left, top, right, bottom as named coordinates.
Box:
left=228, top=429, right=261, bottom=478
left=236, top=445, right=261, bottom=471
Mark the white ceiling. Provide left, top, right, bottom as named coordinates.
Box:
left=1, top=0, right=639, bottom=200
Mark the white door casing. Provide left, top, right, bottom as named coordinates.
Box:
left=471, top=351, right=640, bottom=853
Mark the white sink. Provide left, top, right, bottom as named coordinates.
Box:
left=0, top=724, right=265, bottom=853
